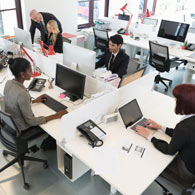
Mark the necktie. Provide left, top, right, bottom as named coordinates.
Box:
left=40, top=21, right=47, bottom=34
left=108, top=54, right=115, bottom=70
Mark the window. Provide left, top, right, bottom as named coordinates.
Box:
left=155, top=0, right=193, bottom=23
left=139, top=0, right=157, bottom=17
left=77, top=0, right=109, bottom=29
left=0, top=0, right=23, bottom=36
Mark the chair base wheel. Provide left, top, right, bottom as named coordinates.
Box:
left=43, top=162, right=48, bottom=169
left=164, top=88, right=168, bottom=92
left=163, top=191, right=173, bottom=195
left=3, top=151, right=8, bottom=157
left=24, top=183, right=30, bottom=190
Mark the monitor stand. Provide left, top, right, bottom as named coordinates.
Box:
left=63, top=92, right=79, bottom=102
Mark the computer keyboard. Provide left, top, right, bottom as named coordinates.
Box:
left=42, top=94, right=67, bottom=112
left=131, top=118, right=147, bottom=130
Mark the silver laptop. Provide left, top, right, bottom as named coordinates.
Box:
left=119, top=99, right=147, bottom=130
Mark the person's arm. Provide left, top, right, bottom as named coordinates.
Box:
left=151, top=124, right=186, bottom=155
left=18, top=93, right=68, bottom=125
left=165, top=127, right=174, bottom=137
left=54, top=33, right=63, bottom=53
left=95, top=53, right=106, bottom=69
left=117, top=54, right=130, bottom=78
left=29, top=20, right=36, bottom=44
left=18, top=93, right=46, bottom=126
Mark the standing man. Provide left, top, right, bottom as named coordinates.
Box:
left=29, top=9, right=62, bottom=44
left=95, top=34, right=130, bottom=78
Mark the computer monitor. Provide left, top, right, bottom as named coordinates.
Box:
left=157, top=20, right=189, bottom=43
left=55, top=63, right=86, bottom=102
left=14, top=27, right=33, bottom=50
left=63, top=43, right=96, bottom=76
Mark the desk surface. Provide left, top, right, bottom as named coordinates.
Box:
left=64, top=91, right=181, bottom=195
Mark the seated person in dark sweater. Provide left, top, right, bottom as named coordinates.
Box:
left=136, top=84, right=195, bottom=188
left=46, top=20, right=63, bottom=53
left=95, top=34, right=130, bottom=78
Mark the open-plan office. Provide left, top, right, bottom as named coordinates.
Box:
left=1, top=1, right=195, bottom=195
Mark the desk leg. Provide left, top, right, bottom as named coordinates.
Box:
left=140, top=48, right=144, bottom=66
left=110, top=185, right=117, bottom=194
left=183, top=65, right=194, bottom=83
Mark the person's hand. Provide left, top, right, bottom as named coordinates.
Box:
left=32, top=94, right=47, bottom=103
left=54, top=110, right=68, bottom=119
left=45, top=110, right=68, bottom=122
left=135, top=125, right=150, bottom=139
left=144, top=119, right=162, bottom=130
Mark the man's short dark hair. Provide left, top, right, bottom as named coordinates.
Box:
left=109, top=34, right=123, bottom=45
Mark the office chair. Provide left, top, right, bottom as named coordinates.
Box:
left=182, top=182, right=195, bottom=195
left=0, top=110, right=48, bottom=190
left=119, top=66, right=146, bottom=87
left=126, top=58, right=140, bottom=75
left=93, top=28, right=109, bottom=59
left=149, top=41, right=180, bottom=92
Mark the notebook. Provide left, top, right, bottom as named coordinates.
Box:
left=119, top=99, right=147, bottom=131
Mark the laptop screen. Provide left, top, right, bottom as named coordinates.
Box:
left=119, top=99, right=143, bottom=128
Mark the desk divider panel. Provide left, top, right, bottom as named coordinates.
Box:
left=61, top=90, right=119, bottom=142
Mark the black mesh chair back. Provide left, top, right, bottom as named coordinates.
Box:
left=0, top=110, right=21, bottom=152
left=93, top=28, right=109, bottom=51
left=149, top=41, right=171, bottom=73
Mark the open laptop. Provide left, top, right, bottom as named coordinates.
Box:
left=119, top=99, right=147, bottom=130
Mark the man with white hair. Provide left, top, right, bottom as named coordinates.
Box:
left=29, top=9, right=62, bottom=44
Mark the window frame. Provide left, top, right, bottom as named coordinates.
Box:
left=139, top=0, right=157, bottom=18
left=0, top=0, right=23, bottom=30
left=78, top=0, right=109, bottom=29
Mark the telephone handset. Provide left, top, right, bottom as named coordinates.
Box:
left=117, top=28, right=126, bottom=34
left=77, top=120, right=106, bottom=148
left=185, top=43, right=195, bottom=51
left=28, top=78, right=46, bottom=92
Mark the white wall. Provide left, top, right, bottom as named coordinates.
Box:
left=21, top=0, right=77, bottom=34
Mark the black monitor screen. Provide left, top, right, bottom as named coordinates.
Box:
left=119, top=99, right=143, bottom=128
left=55, top=64, right=86, bottom=100
left=157, top=20, right=189, bottom=42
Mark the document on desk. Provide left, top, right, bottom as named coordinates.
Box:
left=115, top=138, right=147, bottom=159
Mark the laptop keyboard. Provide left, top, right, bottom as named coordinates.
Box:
left=42, top=94, right=67, bottom=112
left=130, top=118, right=147, bottom=130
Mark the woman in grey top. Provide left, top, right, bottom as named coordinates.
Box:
left=4, top=57, right=67, bottom=132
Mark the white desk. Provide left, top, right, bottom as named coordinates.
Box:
left=62, top=90, right=181, bottom=195
left=58, top=72, right=182, bottom=194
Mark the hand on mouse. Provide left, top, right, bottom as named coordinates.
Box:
left=144, top=119, right=162, bottom=130
left=32, top=94, right=47, bottom=103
